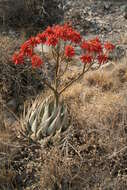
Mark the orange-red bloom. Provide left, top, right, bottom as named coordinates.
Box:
left=80, top=54, right=92, bottom=64
left=28, top=37, right=39, bottom=47
left=89, top=38, right=102, bottom=53
left=20, top=41, right=33, bottom=57
left=52, top=24, right=81, bottom=44
left=31, top=55, right=43, bottom=68
left=81, top=40, right=91, bottom=52
left=37, top=32, right=47, bottom=44
left=81, top=38, right=102, bottom=53
left=104, top=42, right=115, bottom=51
left=45, top=26, right=54, bottom=36
left=70, top=31, right=81, bottom=44
left=12, top=52, right=24, bottom=64
left=65, top=45, right=75, bottom=58
left=53, top=24, right=72, bottom=41
left=12, top=24, right=115, bottom=71
left=46, top=34, right=58, bottom=46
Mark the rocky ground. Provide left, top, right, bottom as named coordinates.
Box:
left=63, top=0, right=127, bottom=57
left=1, top=0, right=127, bottom=58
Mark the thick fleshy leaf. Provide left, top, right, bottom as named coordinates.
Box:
left=36, top=103, right=58, bottom=138
left=46, top=105, right=61, bottom=136
left=24, top=95, right=69, bottom=141
left=31, top=117, right=38, bottom=133
left=56, top=105, right=68, bottom=132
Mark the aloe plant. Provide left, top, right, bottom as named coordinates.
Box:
left=12, top=24, right=114, bottom=142
left=22, top=96, right=68, bottom=142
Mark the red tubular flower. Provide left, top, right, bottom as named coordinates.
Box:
left=97, top=54, right=108, bottom=64
left=31, top=55, right=43, bottom=68
left=70, top=31, right=82, bottom=44
left=20, top=41, right=33, bottom=57
left=52, top=24, right=81, bottom=44
left=60, top=28, right=70, bottom=41
left=89, top=38, right=102, bottom=53
left=53, top=24, right=69, bottom=41
left=65, top=28, right=74, bottom=41
left=45, top=26, right=54, bottom=36
left=12, top=24, right=114, bottom=75
left=35, top=36, right=41, bottom=44
left=12, top=52, right=24, bottom=65
left=28, top=37, right=39, bottom=47
left=53, top=24, right=74, bottom=42
left=81, top=38, right=102, bottom=53
left=46, top=34, right=58, bottom=46
left=81, top=40, right=91, bottom=51
left=104, top=42, right=115, bottom=51
left=80, top=54, right=92, bottom=64
left=65, top=45, right=75, bottom=58
left=37, top=32, right=47, bottom=44
left=21, top=47, right=33, bottom=57
left=52, top=25, right=62, bottom=38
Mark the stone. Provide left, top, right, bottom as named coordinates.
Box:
left=7, top=98, right=17, bottom=112
left=3, top=110, right=17, bottom=127
left=124, top=6, right=127, bottom=19
left=34, top=44, right=42, bottom=53
left=104, top=2, right=112, bottom=10
left=109, top=45, right=126, bottom=61
left=100, top=62, right=115, bottom=72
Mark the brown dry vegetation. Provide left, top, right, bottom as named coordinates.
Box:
left=0, top=26, right=127, bottom=189
left=0, top=55, right=127, bottom=189
left=0, top=34, right=44, bottom=108
left=0, top=1, right=127, bottom=189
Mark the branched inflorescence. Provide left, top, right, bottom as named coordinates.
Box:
left=12, top=23, right=115, bottom=103
left=12, top=24, right=115, bottom=141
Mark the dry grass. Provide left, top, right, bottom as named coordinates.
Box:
left=38, top=58, right=127, bottom=190
left=63, top=59, right=127, bottom=124
left=0, top=121, right=17, bottom=189
left=120, top=32, right=127, bottom=45
left=0, top=34, right=23, bottom=99
left=0, top=34, right=44, bottom=109
left=0, top=37, right=127, bottom=189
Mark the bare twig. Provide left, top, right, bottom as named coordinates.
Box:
left=59, top=62, right=94, bottom=95
left=103, top=146, right=127, bottom=159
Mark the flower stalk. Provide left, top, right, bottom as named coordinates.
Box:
left=12, top=24, right=115, bottom=106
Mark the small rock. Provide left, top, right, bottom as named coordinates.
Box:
left=124, top=6, right=127, bottom=19
left=100, top=62, right=115, bottom=71
left=3, top=110, right=17, bottom=126
left=109, top=45, right=126, bottom=61
left=104, top=2, right=112, bottom=10
left=34, top=44, right=42, bottom=53
left=121, top=5, right=127, bottom=19
left=7, top=98, right=17, bottom=112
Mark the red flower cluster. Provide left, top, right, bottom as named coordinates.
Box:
left=65, top=45, right=75, bottom=58
left=12, top=24, right=115, bottom=68
left=53, top=24, right=81, bottom=43
left=36, top=33, right=47, bottom=44
left=12, top=24, right=82, bottom=67
left=80, top=54, right=93, bottom=64
left=80, top=37, right=115, bottom=65
left=12, top=52, right=24, bottom=65
left=46, top=34, right=58, bottom=46
left=31, top=55, right=43, bottom=68
left=104, top=42, right=115, bottom=52
left=81, top=37, right=102, bottom=53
